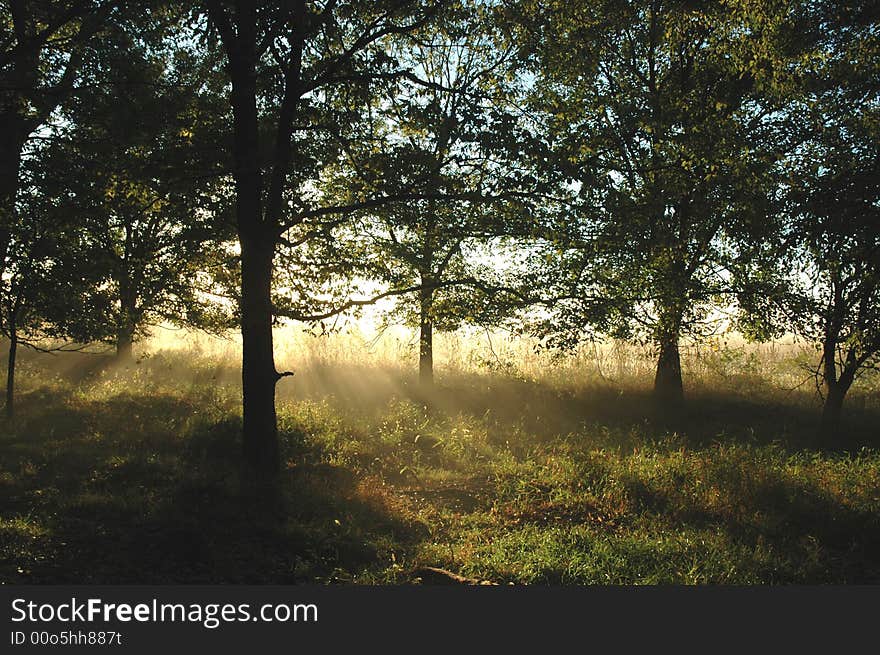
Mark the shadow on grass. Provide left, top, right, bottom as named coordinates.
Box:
left=0, top=389, right=423, bottom=583
left=2, top=362, right=879, bottom=584
left=414, top=372, right=880, bottom=453
left=615, top=464, right=880, bottom=583
left=458, top=441, right=880, bottom=584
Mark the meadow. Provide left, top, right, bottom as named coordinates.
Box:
left=1, top=327, right=879, bottom=584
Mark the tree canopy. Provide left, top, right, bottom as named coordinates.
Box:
left=1, top=0, right=877, bottom=469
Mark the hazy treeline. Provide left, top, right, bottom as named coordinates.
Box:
left=1, top=0, right=878, bottom=475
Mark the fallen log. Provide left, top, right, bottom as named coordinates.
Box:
left=412, top=566, right=499, bottom=585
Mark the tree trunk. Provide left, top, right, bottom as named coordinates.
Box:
left=419, top=284, right=434, bottom=388
left=5, top=330, right=17, bottom=420
left=0, top=129, right=25, bottom=281
left=223, top=5, right=280, bottom=476
left=240, top=239, right=280, bottom=474
left=819, top=382, right=846, bottom=447
left=115, top=289, right=136, bottom=362
left=653, top=308, right=684, bottom=406
left=817, top=334, right=855, bottom=448
left=1, top=10, right=40, bottom=284
left=116, top=326, right=133, bottom=362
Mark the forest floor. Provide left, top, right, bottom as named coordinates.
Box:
left=1, top=341, right=879, bottom=584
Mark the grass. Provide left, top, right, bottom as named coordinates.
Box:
left=1, top=329, right=879, bottom=584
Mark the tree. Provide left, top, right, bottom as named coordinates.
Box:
left=1, top=0, right=152, bottom=414
left=797, top=133, right=880, bottom=445
left=312, top=2, right=526, bottom=387
left=201, top=0, right=448, bottom=476
left=506, top=0, right=783, bottom=406
left=44, top=19, right=231, bottom=360
left=0, top=149, right=107, bottom=418
left=0, top=0, right=122, bottom=280
left=737, top=1, right=880, bottom=445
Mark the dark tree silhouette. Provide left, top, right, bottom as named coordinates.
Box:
left=202, top=0, right=446, bottom=475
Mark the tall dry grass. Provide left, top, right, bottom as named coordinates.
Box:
left=139, top=322, right=879, bottom=410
